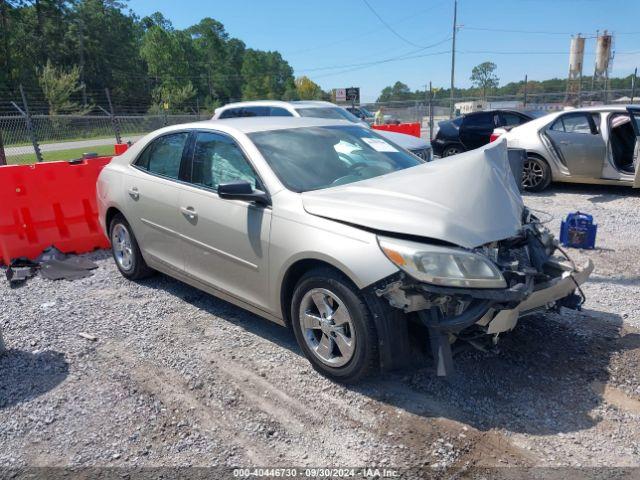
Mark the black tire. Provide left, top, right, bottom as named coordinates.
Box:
left=290, top=267, right=378, bottom=383
left=109, top=214, right=154, bottom=280
left=442, top=144, right=464, bottom=157
left=522, top=155, right=551, bottom=192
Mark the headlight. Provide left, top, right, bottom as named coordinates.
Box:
left=378, top=236, right=506, bottom=289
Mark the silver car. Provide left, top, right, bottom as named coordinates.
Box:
left=97, top=117, right=592, bottom=382
left=212, top=100, right=433, bottom=161
left=502, top=105, right=640, bottom=191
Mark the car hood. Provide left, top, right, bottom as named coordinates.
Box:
left=376, top=130, right=430, bottom=150
left=301, top=140, right=524, bottom=249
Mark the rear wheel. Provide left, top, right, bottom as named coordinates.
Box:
left=443, top=144, right=463, bottom=157
left=522, top=156, right=551, bottom=192
left=290, top=268, right=378, bottom=383
left=109, top=214, right=154, bottom=280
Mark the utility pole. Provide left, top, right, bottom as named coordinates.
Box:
left=631, top=67, right=637, bottom=104
left=523, top=74, right=528, bottom=108
left=449, top=0, right=457, bottom=119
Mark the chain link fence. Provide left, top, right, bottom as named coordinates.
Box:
left=1, top=87, right=638, bottom=165
left=0, top=113, right=203, bottom=165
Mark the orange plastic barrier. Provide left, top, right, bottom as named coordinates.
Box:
left=372, top=122, right=421, bottom=138
left=0, top=157, right=113, bottom=264
left=114, top=143, right=129, bottom=155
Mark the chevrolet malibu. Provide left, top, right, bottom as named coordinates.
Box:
left=97, top=117, right=593, bottom=382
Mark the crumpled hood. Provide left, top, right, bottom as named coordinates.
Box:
left=301, top=140, right=524, bottom=249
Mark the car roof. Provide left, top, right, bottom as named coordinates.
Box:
left=156, top=117, right=357, bottom=135
left=562, top=104, right=630, bottom=113
left=215, top=100, right=338, bottom=112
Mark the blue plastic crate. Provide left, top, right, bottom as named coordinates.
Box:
left=560, top=212, right=597, bottom=249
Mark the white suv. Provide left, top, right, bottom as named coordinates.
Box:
left=212, top=100, right=432, bottom=161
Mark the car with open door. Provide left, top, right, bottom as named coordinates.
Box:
left=500, top=105, right=640, bottom=191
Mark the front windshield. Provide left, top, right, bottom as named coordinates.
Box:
left=295, top=107, right=362, bottom=124
left=249, top=125, right=423, bottom=192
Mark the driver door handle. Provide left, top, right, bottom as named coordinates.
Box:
left=559, top=140, right=570, bottom=145
left=180, top=206, right=198, bottom=219
left=128, top=187, right=139, bottom=199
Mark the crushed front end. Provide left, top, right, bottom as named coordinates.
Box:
left=374, top=208, right=594, bottom=377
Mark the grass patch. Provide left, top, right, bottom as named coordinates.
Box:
left=7, top=144, right=116, bottom=165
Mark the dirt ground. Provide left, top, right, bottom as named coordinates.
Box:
left=1, top=183, right=639, bottom=478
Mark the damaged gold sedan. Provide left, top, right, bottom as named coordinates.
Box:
left=98, top=117, right=592, bottom=382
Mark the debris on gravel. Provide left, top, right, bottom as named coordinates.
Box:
left=0, top=183, right=639, bottom=474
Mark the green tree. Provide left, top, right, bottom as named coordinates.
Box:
left=376, top=81, right=413, bottom=102
left=140, top=24, right=197, bottom=110
left=470, top=62, right=499, bottom=99
left=241, top=49, right=295, bottom=100
left=38, top=60, right=87, bottom=114
left=295, top=76, right=324, bottom=100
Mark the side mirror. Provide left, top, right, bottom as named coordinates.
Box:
left=218, top=181, right=270, bottom=206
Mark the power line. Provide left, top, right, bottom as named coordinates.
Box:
left=312, top=50, right=450, bottom=79
left=298, top=36, right=451, bottom=73
left=361, top=0, right=434, bottom=48
left=283, top=3, right=449, bottom=56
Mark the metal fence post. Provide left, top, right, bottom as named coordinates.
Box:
left=0, top=128, right=6, bottom=166
left=428, top=81, right=434, bottom=141
left=632, top=67, right=637, bottom=104
left=163, top=100, right=168, bottom=127
left=18, top=85, right=43, bottom=163
left=105, top=88, right=122, bottom=144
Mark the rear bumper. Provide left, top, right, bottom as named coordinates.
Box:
left=431, top=138, right=446, bottom=156
left=481, top=259, right=594, bottom=334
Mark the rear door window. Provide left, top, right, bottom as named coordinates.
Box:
left=135, top=132, right=189, bottom=180
left=550, top=113, right=593, bottom=134
left=463, top=112, right=494, bottom=128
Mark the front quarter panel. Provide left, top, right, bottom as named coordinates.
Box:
left=268, top=190, right=398, bottom=318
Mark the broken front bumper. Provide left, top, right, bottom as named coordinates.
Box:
left=478, top=258, right=594, bottom=334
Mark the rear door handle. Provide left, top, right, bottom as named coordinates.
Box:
left=180, top=206, right=198, bottom=219
left=128, top=187, right=139, bottom=199
left=559, top=141, right=570, bottom=145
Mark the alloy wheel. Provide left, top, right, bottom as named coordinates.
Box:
left=111, top=223, right=134, bottom=271
left=298, top=288, right=356, bottom=367
left=522, top=158, right=546, bottom=189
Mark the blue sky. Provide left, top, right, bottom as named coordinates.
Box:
left=127, top=0, right=640, bottom=102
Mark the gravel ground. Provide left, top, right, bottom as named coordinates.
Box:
left=1, top=182, right=639, bottom=477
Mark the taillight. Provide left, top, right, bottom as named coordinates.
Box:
left=489, top=132, right=501, bottom=142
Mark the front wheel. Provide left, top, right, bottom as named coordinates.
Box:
left=290, top=268, right=378, bottom=383
left=522, top=156, right=551, bottom=192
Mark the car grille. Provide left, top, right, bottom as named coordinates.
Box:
left=410, top=147, right=432, bottom=162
